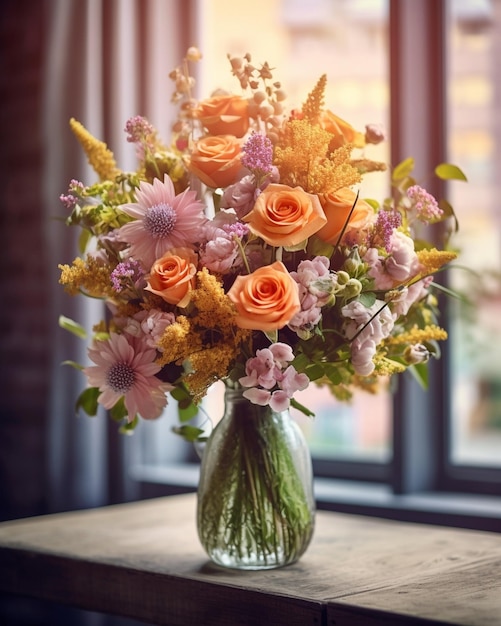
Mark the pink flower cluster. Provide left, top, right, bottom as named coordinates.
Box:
left=288, top=256, right=335, bottom=337
left=239, top=343, right=309, bottom=412
left=342, top=299, right=395, bottom=376
left=220, top=167, right=280, bottom=219
left=407, top=185, right=443, bottom=223
left=364, top=230, right=421, bottom=290
left=199, top=210, right=250, bottom=273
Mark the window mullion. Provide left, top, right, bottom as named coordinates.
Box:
left=389, top=0, right=447, bottom=495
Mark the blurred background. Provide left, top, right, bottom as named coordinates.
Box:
left=2, top=0, right=501, bottom=518
left=0, top=0, right=500, bottom=621
left=0, top=0, right=501, bottom=576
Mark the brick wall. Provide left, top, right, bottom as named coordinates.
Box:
left=0, top=0, right=50, bottom=520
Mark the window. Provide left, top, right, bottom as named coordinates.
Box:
left=128, top=0, right=501, bottom=529
left=447, top=0, right=501, bottom=470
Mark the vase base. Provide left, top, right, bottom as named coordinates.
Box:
left=207, top=548, right=300, bottom=571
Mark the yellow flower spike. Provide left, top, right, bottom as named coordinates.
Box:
left=301, top=74, right=327, bottom=122
left=384, top=324, right=448, bottom=347
left=274, top=120, right=361, bottom=193
left=416, top=249, right=458, bottom=275
left=58, top=256, right=115, bottom=298
left=69, top=118, right=120, bottom=181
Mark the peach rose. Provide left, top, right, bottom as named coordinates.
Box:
left=145, top=248, right=197, bottom=308
left=315, top=188, right=374, bottom=246
left=319, top=110, right=365, bottom=150
left=187, top=135, right=242, bottom=189
left=243, top=183, right=327, bottom=247
left=227, top=261, right=300, bottom=331
left=195, top=94, right=250, bottom=138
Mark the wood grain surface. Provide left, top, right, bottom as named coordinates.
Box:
left=0, top=493, right=499, bottom=625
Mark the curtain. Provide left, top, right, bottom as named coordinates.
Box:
left=43, top=0, right=198, bottom=513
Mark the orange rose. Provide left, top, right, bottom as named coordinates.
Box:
left=187, top=135, right=242, bottom=189
left=319, top=110, right=365, bottom=150
left=227, top=261, right=300, bottom=331
left=315, top=188, right=374, bottom=246
left=145, top=248, right=197, bottom=308
left=244, top=183, right=327, bottom=247
left=195, top=94, right=250, bottom=137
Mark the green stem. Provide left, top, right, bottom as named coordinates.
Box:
left=197, top=393, right=314, bottom=568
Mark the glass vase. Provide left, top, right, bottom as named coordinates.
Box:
left=196, top=384, right=315, bottom=570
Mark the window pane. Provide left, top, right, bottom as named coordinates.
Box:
left=447, top=0, right=501, bottom=466
left=201, top=0, right=391, bottom=462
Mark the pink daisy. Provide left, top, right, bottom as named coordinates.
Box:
left=83, top=332, right=173, bottom=421
left=117, top=174, right=206, bottom=270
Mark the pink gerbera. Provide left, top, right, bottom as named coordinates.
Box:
left=117, top=174, right=206, bottom=270
left=83, top=332, right=173, bottom=421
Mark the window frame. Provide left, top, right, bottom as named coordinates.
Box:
left=122, top=0, right=501, bottom=532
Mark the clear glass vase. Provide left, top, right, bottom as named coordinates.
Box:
left=196, top=384, right=315, bottom=570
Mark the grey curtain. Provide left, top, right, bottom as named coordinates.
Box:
left=43, top=0, right=198, bottom=512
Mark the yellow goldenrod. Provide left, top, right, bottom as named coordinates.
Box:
left=59, top=256, right=115, bottom=298
left=69, top=118, right=120, bottom=181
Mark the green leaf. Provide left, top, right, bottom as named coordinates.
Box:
left=392, top=157, right=415, bottom=183
left=119, top=416, right=138, bottom=435
left=172, top=424, right=206, bottom=443
left=178, top=401, right=199, bottom=423
left=78, top=228, right=92, bottom=254
left=358, top=292, right=377, bottom=308
left=61, top=360, right=84, bottom=370
left=304, top=363, right=326, bottom=381
left=170, top=384, right=199, bottom=422
left=435, top=163, right=467, bottom=182
left=170, top=385, right=190, bottom=402
left=408, top=363, right=429, bottom=389
left=429, top=281, right=464, bottom=301
left=75, top=387, right=100, bottom=416
left=438, top=199, right=459, bottom=233
left=307, top=235, right=334, bottom=258
left=363, top=198, right=380, bottom=211
left=290, top=397, right=315, bottom=418
left=264, top=329, right=278, bottom=344
left=284, top=239, right=308, bottom=253
left=59, top=315, right=87, bottom=339
left=109, top=397, right=128, bottom=422
left=78, top=228, right=92, bottom=252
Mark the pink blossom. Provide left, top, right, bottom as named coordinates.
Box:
left=269, top=342, right=295, bottom=366
left=136, top=309, right=176, bottom=349
left=385, top=231, right=419, bottom=282
left=407, top=185, right=443, bottom=223
left=269, top=389, right=291, bottom=413
left=280, top=365, right=309, bottom=396
left=220, top=174, right=259, bottom=219
left=202, top=208, right=239, bottom=239
left=117, top=174, right=206, bottom=271
left=239, top=347, right=281, bottom=389
left=242, top=387, right=272, bottom=406
left=342, top=299, right=395, bottom=350
left=200, top=209, right=245, bottom=273
left=220, top=167, right=279, bottom=219
left=365, top=231, right=421, bottom=290
left=288, top=300, right=322, bottom=335
left=289, top=256, right=334, bottom=335
left=239, top=344, right=310, bottom=410
left=292, top=256, right=330, bottom=285
left=404, top=344, right=430, bottom=364
left=390, top=277, right=432, bottom=317
left=350, top=337, right=377, bottom=376
left=83, top=333, right=173, bottom=421
left=200, top=236, right=240, bottom=273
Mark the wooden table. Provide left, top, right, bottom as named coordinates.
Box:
left=0, top=493, right=500, bottom=625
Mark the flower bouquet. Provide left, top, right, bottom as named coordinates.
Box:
left=58, top=49, right=462, bottom=568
